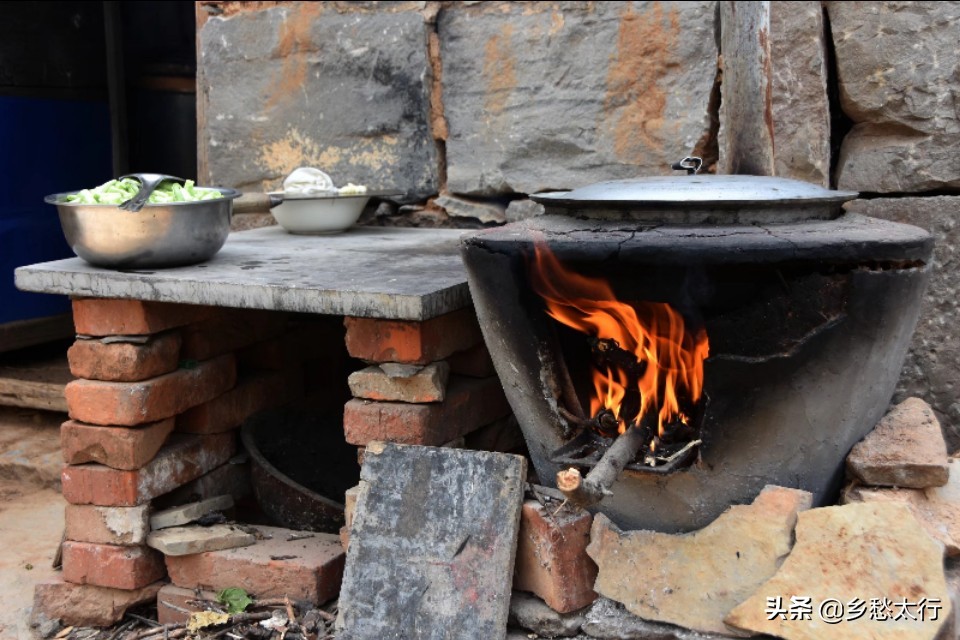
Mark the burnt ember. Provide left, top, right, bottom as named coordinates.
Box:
left=553, top=408, right=703, bottom=476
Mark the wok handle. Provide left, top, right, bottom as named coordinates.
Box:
left=233, top=192, right=283, bottom=214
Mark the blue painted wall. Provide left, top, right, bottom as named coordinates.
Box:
left=0, top=95, right=112, bottom=324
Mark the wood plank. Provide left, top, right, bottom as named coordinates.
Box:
left=337, top=443, right=527, bottom=640
left=0, top=313, right=74, bottom=354
left=0, top=348, right=72, bottom=412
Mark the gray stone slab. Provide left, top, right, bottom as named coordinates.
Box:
left=828, top=1, right=960, bottom=192
left=198, top=5, right=439, bottom=200
left=337, top=442, right=527, bottom=640
left=439, top=2, right=717, bottom=196
left=15, top=227, right=472, bottom=321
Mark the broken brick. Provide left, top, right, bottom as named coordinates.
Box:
left=343, top=375, right=510, bottom=446
left=344, top=308, right=482, bottom=365
left=64, top=504, right=151, bottom=546
left=68, top=332, right=182, bottom=382
left=32, top=577, right=163, bottom=627
left=62, top=541, right=166, bottom=590
left=61, top=433, right=236, bottom=506
left=72, top=298, right=208, bottom=336
left=65, top=354, right=237, bottom=426
left=514, top=500, right=598, bottom=614
left=61, top=419, right=174, bottom=470
left=165, top=525, right=344, bottom=603
left=847, top=397, right=950, bottom=489
left=347, top=362, right=450, bottom=403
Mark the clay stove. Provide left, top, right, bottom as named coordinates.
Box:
left=461, top=165, right=933, bottom=533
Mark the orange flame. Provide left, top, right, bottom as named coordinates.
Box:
left=529, top=240, right=709, bottom=438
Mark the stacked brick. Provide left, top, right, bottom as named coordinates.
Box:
left=343, top=307, right=512, bottom=449
left=37, top=298, right=302, bottom=627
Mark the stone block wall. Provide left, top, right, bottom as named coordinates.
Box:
left=195, top=3, right=959, bottom=443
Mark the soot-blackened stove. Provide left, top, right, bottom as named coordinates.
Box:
left=461, top=165, right=933, bottom=533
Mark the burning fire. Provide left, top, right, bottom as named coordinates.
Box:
left=529, top=241, right=709, bottom=441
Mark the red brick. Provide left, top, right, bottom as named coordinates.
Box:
left=64, top=504, right=151, bottom=546
left=181, top=308, right=286, bottom=361
left=165, top=525, right=344, bottom=603
left=62, top=433, right=237, bottom=506
left=343, top=375, right=510, bottom=446
left=32, top=577, right=163, bottom=627
left=344, top=308, right=482, bottom=365
left=156, top=584, right=220, bottom=626
left=447, top=342, right=497, bottom=378
left=62, top=541, right=166, bottom=590
left=68, top=332, right=182, bottom=382
left=513, top=500, right=598, bottom=613
left=176, top=369, right=300, bottom=434
left=62, top=419, right=174, bottom=470
left=65, top=354, right=237, bottom=426
left=72, top=298, right=208, bottom=336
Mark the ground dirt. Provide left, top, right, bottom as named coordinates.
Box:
left=0, top=407, right=66, bottom=639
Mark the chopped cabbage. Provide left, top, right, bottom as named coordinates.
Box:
left=64, top=178, right=222, bottom=205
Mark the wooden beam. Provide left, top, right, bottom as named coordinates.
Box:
left=0, top=313, right=74, bottom=354
left=0, top=350, right=71, bottom=412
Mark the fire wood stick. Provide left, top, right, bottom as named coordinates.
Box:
left=555, top=422, right=648, bottom=508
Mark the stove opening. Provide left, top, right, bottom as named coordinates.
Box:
left=527, top=240, right=709, bottom=476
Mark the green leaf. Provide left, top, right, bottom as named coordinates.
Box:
left=217, top=587, right=253, bottom=614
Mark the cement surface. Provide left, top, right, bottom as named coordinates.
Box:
left=16, top=227, right=473, bottom=321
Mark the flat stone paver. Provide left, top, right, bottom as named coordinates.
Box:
left=16, top=227, right=472, bottom=321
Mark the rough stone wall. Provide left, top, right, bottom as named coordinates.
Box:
left=196, top=1, right=960, bottom=439
left=825, top=1, right=960, bottom=444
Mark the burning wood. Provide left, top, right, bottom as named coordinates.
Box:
left=557, top=422, right=649, bottom=508
left=529, top=239, right=710, bottom=503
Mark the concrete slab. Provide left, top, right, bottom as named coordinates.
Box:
left=337, top=442, right=527, bottom=640
left=16, top=227, right=473, bottom=321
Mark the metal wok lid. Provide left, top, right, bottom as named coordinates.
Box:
left=529, top=158, right=858, bottom=224
left=531, top=174, right=857, bottom=208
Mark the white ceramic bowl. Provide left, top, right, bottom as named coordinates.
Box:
left=270, top=194, right=370, bottom=234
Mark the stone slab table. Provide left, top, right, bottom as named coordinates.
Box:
left=15, top=226, right=473, bottom=321
left=15, top=225, right=518, bottom=623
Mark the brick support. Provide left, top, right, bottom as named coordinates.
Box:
left=344, top=308, right=482, bottom=365
left=62, top=542, right=166, bottom=590
left=61, top=419, right=174, bottom=470
left=62, top=433, right=236, bottom=506
left=67, top=332, right=182, bottom=382
left=65, top=354, right=237, bottom=426
left=343, top=375, right=510, bottom=446
left=72, top=298, right=207, bottom=336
